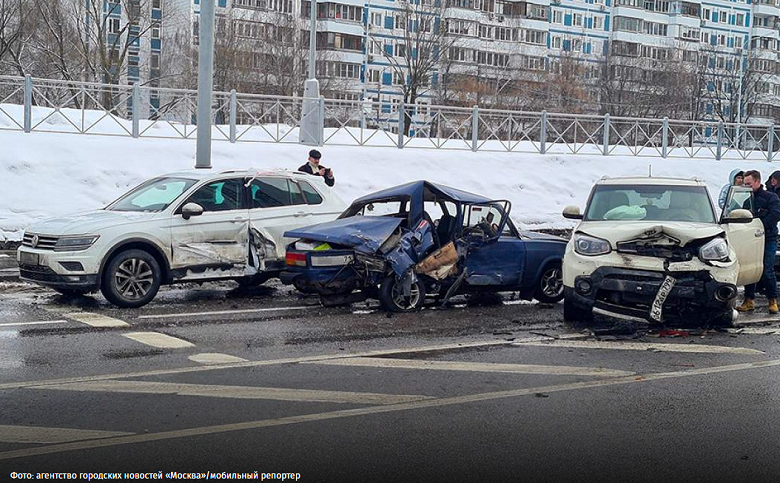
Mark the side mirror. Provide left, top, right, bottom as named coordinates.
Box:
left=563, top=206, right=583, bottom=220
left=181, top=202, right=204, bottom=220
left=722, top=208, right=753, bottom=224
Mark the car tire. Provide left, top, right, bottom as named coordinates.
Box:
left=563, top=294, right=593, bottom=323
left=54, top=288, right=90, bottom=297
left=535, top=263, right=564, bottom=304
left=100, top=249, right=161, bottom=308
left=378, top=275, right=426, bottom=313
left=236, top=272, right=273, bottom=288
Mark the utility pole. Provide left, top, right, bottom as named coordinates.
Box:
left=195, top=0, right=216, bottom=169
left=299, top=0, right=322, bottom=145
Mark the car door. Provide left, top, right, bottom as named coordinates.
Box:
left=169, top=177, right=250, bottom=280
left=461, top=201, right=526, bottom=287
left=721, top=186, right=764, bottom=286
left=248, top=177, right=309, bottom=266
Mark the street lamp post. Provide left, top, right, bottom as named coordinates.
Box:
left=195, top=0, right=216, bottom=169
left=299, top=0, right=322, bottom=145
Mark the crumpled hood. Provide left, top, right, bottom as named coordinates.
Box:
left=26, top=210, right=158, bottom=236
left=577, top=221, right=724, bottom=247
left=520, top=231, right=567, bottom=243
left=285, top=216, right=403, bottom=254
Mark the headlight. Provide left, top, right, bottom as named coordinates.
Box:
left=699, top=238, right=729, bottom=262
left=54, top=235, right=100, bottom=252
left=574, top=233, right=611, bottom=256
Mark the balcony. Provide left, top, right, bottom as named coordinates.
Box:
left=753, top=3, right=780, bottom=17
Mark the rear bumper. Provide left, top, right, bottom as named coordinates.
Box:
left=566, top=267, right=736, bottom=321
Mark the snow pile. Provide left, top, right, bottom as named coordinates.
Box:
left=0, top=127, right=773, bottom=242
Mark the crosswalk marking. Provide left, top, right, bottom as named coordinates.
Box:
left=513, top=339, right=764, bottom=355
left=122, top=332, right=195, bottom=349
left=0, top=425, right=133, bottom=444
left=307, top=357, right=635, bottom=377
left=65, top=312, right=129, bottom=328
left=0, top=320, right=68, bottom=328
left=188, top=353, right=248, bottom=365
left=29, top=380, right=433, bottom=405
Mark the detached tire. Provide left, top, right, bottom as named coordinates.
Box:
left=563, top=293, right=593, bottom=323
left=378, top=276, right=426, bottom=313
left=101, top=249, right=161, bottom=308
left=535, top=263, right=564, bottom=303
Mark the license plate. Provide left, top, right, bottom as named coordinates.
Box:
left=19, top=251, right=39, bottom=266
left=649, top=276, right=676, bottom=322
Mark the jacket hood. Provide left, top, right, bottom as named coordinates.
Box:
left=766, top=171, right=780, bottom=190
left=285, top=216, right=403, bottom=253
left=728, top=169, right=744, bottom=185
left=26, top=210, right=158, bottom=236
left=577, top=221, right=724, bottom=247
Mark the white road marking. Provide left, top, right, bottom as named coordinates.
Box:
left=122, top=332, right=194, bottom=349
left=727, top=327, right=780, bottom=335
left=735, top=317, right=780, bottom=326
left=30, top=380, right=433, bottom=405
left=0, top=425, right=133, bottom=444
left=188, top=353, right=248, bottom=365
left=0, top=335, right=587, bottom=391
left=65, top=312, right=129, bottom=328
left=0, top=320, right=68, bottom=328
left=307, top=357, right=635, bottom=377
left=513, top=339, right=764, bottom=355
left=593, top=308, right=647, bottom=323
left=137, top=306, right=313, bottom=320
left=4, top=358, right=780, bottom=460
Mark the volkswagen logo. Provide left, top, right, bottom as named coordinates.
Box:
left=31, top=235, right=39, bottom=248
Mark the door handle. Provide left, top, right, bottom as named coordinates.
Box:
left=755, top=230, right=764, bottom=237
left=231, top=218, right=248, bottom=223
left=294, top=212, right=312, bottom=217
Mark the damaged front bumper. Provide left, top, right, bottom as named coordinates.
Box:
left=567, top=266, right=737, bottom=322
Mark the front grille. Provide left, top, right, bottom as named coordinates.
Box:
left=22, top=233, right=59, bottom=250
left=19, top=265, right=60, bottom=282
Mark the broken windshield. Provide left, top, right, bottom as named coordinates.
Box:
left=585, top=185, right=715, bottom=223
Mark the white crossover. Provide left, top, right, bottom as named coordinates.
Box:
left=17, top=169, right=346, bottom=307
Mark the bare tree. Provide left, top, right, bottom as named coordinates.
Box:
left=0, top=0, right=35, bottom=76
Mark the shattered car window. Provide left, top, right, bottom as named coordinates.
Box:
left=109, top=177, right=197, bottom=212
left=360, top=201, right=405, bottom=217
left=585, top=185, right=715, bottom=223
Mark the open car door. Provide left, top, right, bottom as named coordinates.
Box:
left=461, top=201, right=525, bottom=286
left=721, top=186, right=764, bottom=286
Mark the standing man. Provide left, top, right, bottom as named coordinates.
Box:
left=298, top=149, right=335, bottom=187
left=737, top=170, right=780, bottom=314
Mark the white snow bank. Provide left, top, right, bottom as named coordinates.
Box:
left=0, top=129, right=774, bottom=242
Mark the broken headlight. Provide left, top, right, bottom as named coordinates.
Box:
left=699, top=238, right=729, bottom=262
left=574, top=234, right=611, bottom=256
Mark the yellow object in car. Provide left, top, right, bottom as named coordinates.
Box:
left=314, top=243, right=332, bottom=251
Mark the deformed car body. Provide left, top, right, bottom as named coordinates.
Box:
left=280, top=180, right=567, bottom=312
left=562, top=177, right=764, bottom=325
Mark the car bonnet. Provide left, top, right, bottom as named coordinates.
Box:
left=577, top=222, right=725, bottom=247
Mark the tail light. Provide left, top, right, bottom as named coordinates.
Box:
left=286, top=252, right=307, bottom=267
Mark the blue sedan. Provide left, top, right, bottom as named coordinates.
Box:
left=280, top=181, right=566, bottom=312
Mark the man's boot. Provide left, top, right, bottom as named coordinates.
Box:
left=769, top=299, right=779, bottom=314
left=737, top=299, right=755, bottom=312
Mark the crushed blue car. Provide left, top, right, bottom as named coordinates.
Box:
left=280, top=181, right=566, bottom=312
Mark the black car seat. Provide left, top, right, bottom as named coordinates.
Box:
left=437, top=214, right=457, bottom=246
left=422, top=211, right=440, bottom=248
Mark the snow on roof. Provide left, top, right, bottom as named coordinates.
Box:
left=596, top=176, right=706, bottom=186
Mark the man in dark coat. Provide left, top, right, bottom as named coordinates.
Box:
left=738, top=170, right=780, bottom=314
left=298, top=149, right=335, bottom=187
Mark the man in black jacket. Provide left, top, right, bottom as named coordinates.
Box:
left=298, top=149, right=335, bottom=187
left=738, top=170, right=780, bottom=314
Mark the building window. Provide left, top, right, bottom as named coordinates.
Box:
left=552, top=9, right=563, bottom=24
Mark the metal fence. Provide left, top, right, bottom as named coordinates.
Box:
left=1, top=74, right=778, bottom=161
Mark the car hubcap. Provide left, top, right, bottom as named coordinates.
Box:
left=391, top=281, right=421, bottom=310
left=115, top=259, right=153, bottom=300
left=541, top=268, right=563, bottom=298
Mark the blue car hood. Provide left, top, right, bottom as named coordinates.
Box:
left=285, top=216, right=403, bottom=253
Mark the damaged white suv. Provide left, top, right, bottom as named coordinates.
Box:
left=562, top=177, right=763, bottom=326
left=17, top=170, right=345, bottom=307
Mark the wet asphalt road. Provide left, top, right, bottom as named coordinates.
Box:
left=2, top=280, right=780, bottom=482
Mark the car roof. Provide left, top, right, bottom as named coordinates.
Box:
left=159, top=169, right=312, bottom=181
left=353, top=180, right=493, bottom=205
left=595, top=176, right=706, bottom=187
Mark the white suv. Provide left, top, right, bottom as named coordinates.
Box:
left=562, top=177, right=763, bottom=326
left=17, top=169, right=346, bottom=307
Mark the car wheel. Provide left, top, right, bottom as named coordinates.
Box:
left=378, top=276, right=425, bottom=313
left=535, top=263, right=564, bottom=303
left=101, top=249, right=161, bottom=308
left=54, top=288, right=90, bottom=297
left=563, top=294, right=592, bottom=323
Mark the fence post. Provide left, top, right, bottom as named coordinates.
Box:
left=540, top=110, right=547, bottom=154
left=131, top=82, right=140, bottom=139
left=318, top=96, right=325, bottom=146
left=768, top=124, right=775, bottom=162
left=471, top=105, right=479, bottom=152
left=23, top=75, right=32, bottom=133
left=602, top=113, right=610, bottom=156
left=397, top=101, right=405, bottom=149
left=229, top=89, right=237, bottom=143
left=661, top=117, right=669, bottom=158
left=716, top=121, right=723, bottom=161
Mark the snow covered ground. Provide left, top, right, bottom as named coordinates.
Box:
left=0, top=105, right=777, bottom=242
